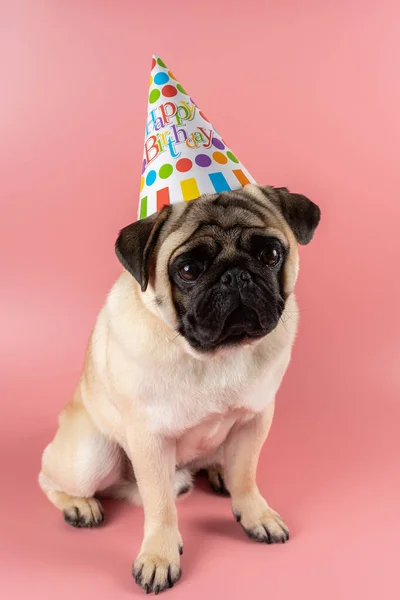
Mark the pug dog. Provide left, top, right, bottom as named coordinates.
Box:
left=39, top=184, right=320, bottom=594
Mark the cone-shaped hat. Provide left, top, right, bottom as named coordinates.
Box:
left=139, top=55, right=256, bottom=219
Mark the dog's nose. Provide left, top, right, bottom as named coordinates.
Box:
left=221, top=268, right=252, bottom=287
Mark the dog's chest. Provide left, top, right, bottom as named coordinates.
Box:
left=140, top=347, right=279, bottom=438
left=175, top=411, right=243, bottom=465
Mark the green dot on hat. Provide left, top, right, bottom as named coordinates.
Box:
left=176, top=84, right=187, bottom=95
left=157, top=57, right=167, bottom=68
left=149, top=89, right=160, bottom=104
left=227, top=151, right=239, bottom=163
left=159, top=163, right=173, bottom=179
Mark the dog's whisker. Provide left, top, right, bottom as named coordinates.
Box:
left=170, top=332, right=181, bottom=342
left=280, top=315, right=292, bottom=334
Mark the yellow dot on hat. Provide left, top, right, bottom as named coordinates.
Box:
left=149, top=76, right=153, bottom=86
left=213, top=151, right=228, bottom=164
left=168, top=70, right=177, bottom=80
left=149, top=89, right=160, bottom=104
left=140, top=176, right=145, bottom=191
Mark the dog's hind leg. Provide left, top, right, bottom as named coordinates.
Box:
left=39, top=393, right=122, bottom=528
left=206, top=464, right=230, bottom=496
left=101, top=466, right=193, bottom=505
left=189, top=447, right=230, bottom=495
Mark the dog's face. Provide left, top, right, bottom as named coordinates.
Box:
left=116, top=184, right=320, bottom=354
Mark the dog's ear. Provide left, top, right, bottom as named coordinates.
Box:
left=115, top=205, right=171, bottom=292
left=260, top=186, right=321, bottom=245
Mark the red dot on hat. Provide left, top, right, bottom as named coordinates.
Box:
left=151, top=57, right=156, bottom=70
left=162, top=85, right=178, bottom=98
left=199, top=111, right=209, bottom=122
left=176, top=158, right=192, bottom=172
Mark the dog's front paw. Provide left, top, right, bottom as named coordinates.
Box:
left=233, top=492, right=289, bottom=544
left=63, top=497, right=104, bottom=528
left=133, top=529, right=182, bottom=594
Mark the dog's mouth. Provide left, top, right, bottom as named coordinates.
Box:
left=218, top=330, right=266, bottom=348
left=182, top=304, right=275, bottom=352
left=219, top=306, right=265, bottom=345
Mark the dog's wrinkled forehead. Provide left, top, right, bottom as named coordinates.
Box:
left=164, top=185, right=288, bottom=252
left=170, top=202, right=286, bottom=266
left=183, top=191, right=266, bottom=228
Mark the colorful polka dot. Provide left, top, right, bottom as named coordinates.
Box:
left=146, top=170, right=157, bottom=186
left=168, top=70, right=177, bottom=80
left=154, top=72, right=169, bottom=85
left=181, top=177, right=200, bottom=201
left=199, top=111, right=209, bottom=122
left=209, top=172, right=231, bottom=193
left=141, top=159, right=146, bottom=174
left=226, top=151, right=239, bottom=163
left=149, top=89, right=160, bottom=104
left=157, top=187, right=170, bottom=211
left=159, top=163, right=173, bottom=179
left=176, top=158, right=192, bottom=173
left=140, top=176, right=145, bottom=191
left=195, top=154, right=212, bottom=167
left=162, top=85, right=177, bottom=98
left=213, top=151, right=228, bottom=164
left=149, top=76, right=153, bottom=86
left=212, top=138, right=225, bottom=150
left=151, top=57, right=156, bottom=70
left=233, top=169, right=250, bottom=186
left=157, top=58, right=167, bottom=68
left=176, top=84, right=187, bottom=95
left=140, top=196, right=148, bottom=219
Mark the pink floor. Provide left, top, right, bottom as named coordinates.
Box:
left=2, top=1, right=400, bottom=599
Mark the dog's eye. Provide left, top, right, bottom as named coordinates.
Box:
left=179, top=262, right=202, bottom=282
left=259, top=244, right=282, bottom=267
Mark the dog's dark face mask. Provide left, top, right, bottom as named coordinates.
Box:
left=115, top=185, right=321, bottom=354
left=169, top=227, right=288, bottom=352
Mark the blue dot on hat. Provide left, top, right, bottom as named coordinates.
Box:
left=154, top=72, right=169, bottom=85
left=146, top=170, right=157, bottom=186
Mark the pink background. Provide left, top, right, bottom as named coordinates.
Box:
left=2, top=0, right=400, bottom=598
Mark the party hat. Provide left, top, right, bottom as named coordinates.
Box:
left=139, top=55, right=256, bottom=219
